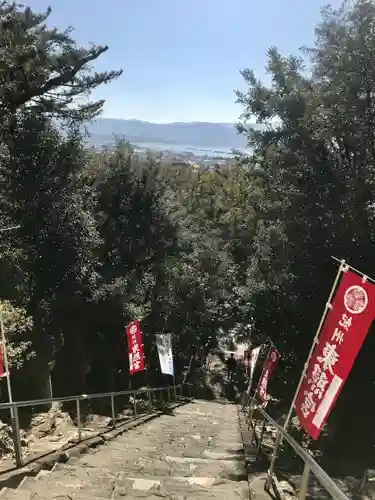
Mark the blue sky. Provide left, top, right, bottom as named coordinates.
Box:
left=29, top=0, right=342, bottom=123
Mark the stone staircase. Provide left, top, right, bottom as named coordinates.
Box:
left=0, top=399, right=254, bottom=500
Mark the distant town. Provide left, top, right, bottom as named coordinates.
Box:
left=90, top=139, right=237, bottom=169
left=85, top=118, right=245, bottom=168
left=134, top=143, right=236, bottom=169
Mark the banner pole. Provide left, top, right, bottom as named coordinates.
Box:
left=0, top=303, right=22, bottom=467
left=145, top=363, right=150, bottom=388
left=173, top=372, right=177, bottom=399
left=0, top=303, right=14, bottom=405
left=266, top=258, right=346, bottom=488
left=182, top=354, right=193, bottom=385
left=331, top=256, right=375, bottom=284
left=172, top=335, right=176, bottom=399
left=142, top=340, right=149, bottom=389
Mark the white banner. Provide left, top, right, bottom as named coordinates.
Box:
left=247, top=346, right=261, bottom=394
left=156, top=334, right=174, bottom=376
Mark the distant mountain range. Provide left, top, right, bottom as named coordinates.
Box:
left=84, top=118, right=248, bottom=150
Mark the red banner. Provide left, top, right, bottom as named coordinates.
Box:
left=258, top=346, right=280, bottom=402
left=295, top=270, right=375, bottom=440
left=126, top=320, right=145, bottom=374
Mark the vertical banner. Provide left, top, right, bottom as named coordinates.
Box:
left=247, top=346, right=261, bottom=394
left=126, top=320, right=145, bottom=374
left=257, top=346, right=280, bottom=402
left=156, top=334, right=174, bottom=376
left=295, top=271, right=375, bottom=440
left=250, top=346, right=261, bottom=383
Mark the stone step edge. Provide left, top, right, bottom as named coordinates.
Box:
left=27, top=475, right=248, bottom=489
left=0, top=398, right=193, bottom=494
left=165, top=455, right=245, bottom=465
left=16, top=476, right=250, bottom=497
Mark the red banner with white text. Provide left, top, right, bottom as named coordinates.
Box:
left=126, top=320, right=145, bottom=374
left=257, top=346, right=280, bottom=402
left=295, top=270, right=375, bottom=440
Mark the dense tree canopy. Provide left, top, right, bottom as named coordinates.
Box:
left=1, top=0, right=375, bottom=467
left=236, top=0, right=375, bottom=460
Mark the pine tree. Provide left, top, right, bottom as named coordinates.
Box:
left=0, top=1, right=122, bottom=126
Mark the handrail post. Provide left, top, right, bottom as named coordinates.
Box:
left=252, top=414, right=260, bottom=446
left=76, top=398, right=82, bottom=441
left=242, top=391, right=249, bottom=409
left=110, top=395, right=116, bottom=429
left=248, top=406, right=256, bottom=436
left=148, top=390, right=152, bottom=411
left=256, top=414, right=266, bottom=461
left=133, top=392, right=137, bottom=416
left=12, top=406, right=23, bottom=468
left=246, top=395, right=256, bottom=429
left=299, top=463, right=310, bottom=500
left=265, top=430, right=282, bottom=489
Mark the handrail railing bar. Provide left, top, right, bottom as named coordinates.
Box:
left=0, top=383, right=191, bottom=411
left=253, top=404, right=349, bottom=500
left=0, top=381, right=193, bottom=469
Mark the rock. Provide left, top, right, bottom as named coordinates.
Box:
left=279, top=480, right=296, bottom=495
left=0, top=424, right=15, bottom=455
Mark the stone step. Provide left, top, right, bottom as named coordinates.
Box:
left=18, top=473, right=250, bottom=499
left=35, top=469, right=51, bottom=480
left=173, top=414, right=240, bottom=423
left=114, top=438, right=244, bottom=450
left=38, top=462, right=247, bottom=486
left=50, top=454, right=247, bottom=480
left=116, top=429, right=238, bottom=441
left=209, top=440, right=244, bottom=448
left=115, top=434, right=241, bottom=446
left=0, top=490, right=34, bottom=500
left=140, top=419, right=240, bottom=429
left=3, top=399, right=253, bottom=500
left=1, top=490, right=186, bottom=500
left=120, top=476, right=250, bottom=499
left=111, top=434, right=238, bottom=446
left=17, top=476, right=114, bottom=499
left=123, top=420, right=238, bottom=429
left=105, top=442, right=244, bottom=459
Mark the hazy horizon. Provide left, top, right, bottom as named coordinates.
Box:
left=98, top=117, right=239, bottom=125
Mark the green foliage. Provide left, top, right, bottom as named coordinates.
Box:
left=0, top=301, right=34, bottom=370
left=236, top=0, right=375, bottom=458
left=0, top=1, right=122, bottom=124
left=2, top=0, right=375, bottom=463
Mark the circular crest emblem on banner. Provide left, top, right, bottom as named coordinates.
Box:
left=271, top=352, right=277, bottom=362
left=130, top=324, right=137, bottom=334
left=344, top=285, right=368, bottom=314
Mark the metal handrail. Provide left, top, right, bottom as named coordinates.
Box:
left=246, top=402, right=349, bottom=500
left=1, top=382, right=192, bottom=469
left=0, top=384, right=186, bottom=410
